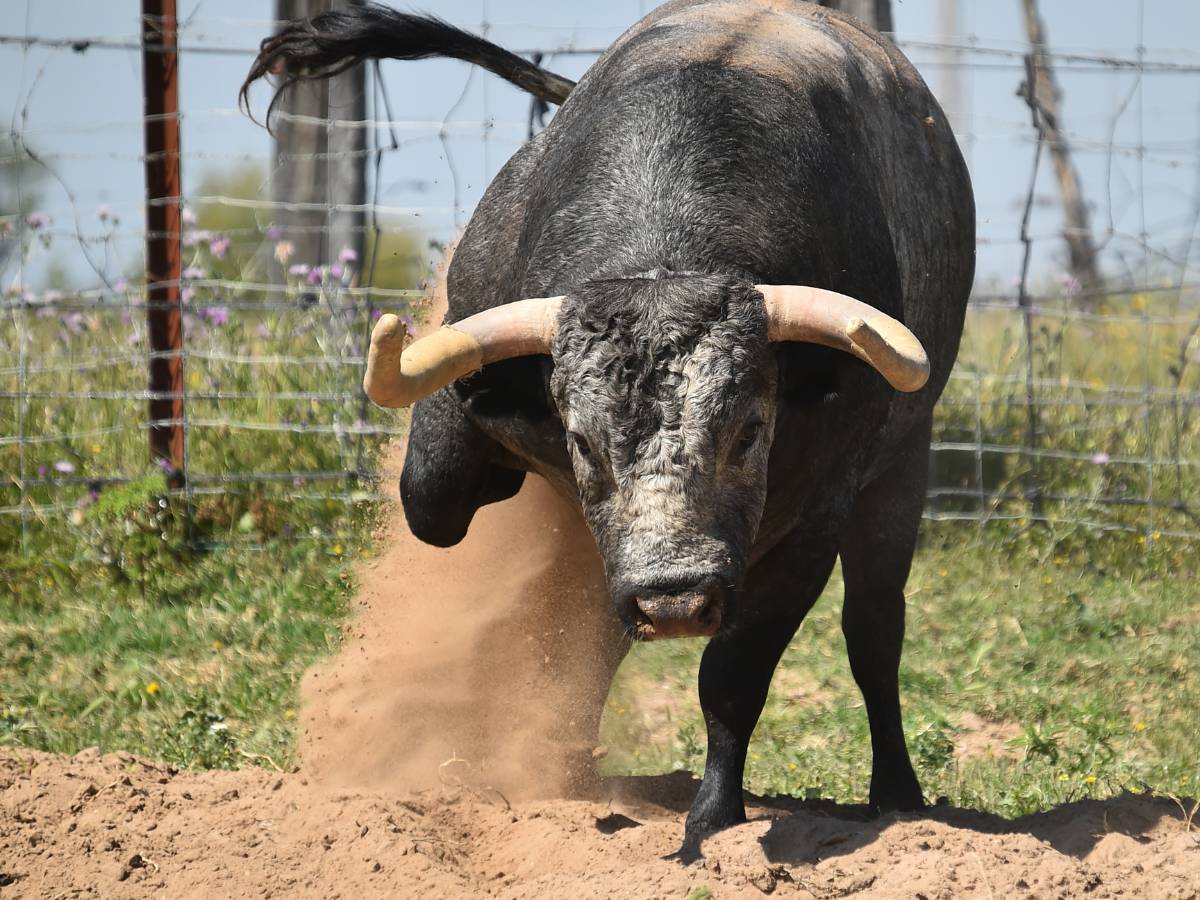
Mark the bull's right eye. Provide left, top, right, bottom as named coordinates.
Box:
left=567, top=431, right=593, bottom=461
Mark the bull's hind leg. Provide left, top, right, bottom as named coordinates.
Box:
left=838, top=419, right=932, bottom=814
left=683, top=535, right=839, bottom=849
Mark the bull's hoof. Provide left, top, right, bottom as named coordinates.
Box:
left=868, top=780, right=926, bottom=816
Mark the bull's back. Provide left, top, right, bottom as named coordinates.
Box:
left=576, top=0, right=975, bottom=393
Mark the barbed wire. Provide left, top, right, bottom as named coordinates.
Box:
left=2, top=2, right=1199, bottom=551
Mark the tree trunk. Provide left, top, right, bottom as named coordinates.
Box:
left=1019, top=0, right=1103, bottom=293
left=816, top=0, right=893, bottom=33
left=272, top=0, right=366, bottom=270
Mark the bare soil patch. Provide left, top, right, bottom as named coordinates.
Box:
left=4, top=746, right=1198, bottom=898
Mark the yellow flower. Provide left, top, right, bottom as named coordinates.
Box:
left=1131, top=293, right=1149, bottom=312
left=332, top=543, right=344, bottom=556
left=145, top=681, right=160, bottom=695
left=787, top=762, right=798, bottom=771
left=90, top=443, right=102, bottom=454
left=1151, top=531, right=1161, bottom=541
left=284, top=709, right=297, bottom=719
left=212, top=640, right=223, bottom=650
left=1059, top=773, right=1069, bottom=782
left=1134, top=721, right=1147, bottom=732
left=1085, top=774, right=1097, bottom=785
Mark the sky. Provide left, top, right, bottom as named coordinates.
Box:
left=3, top=0, right=1200, bottom=291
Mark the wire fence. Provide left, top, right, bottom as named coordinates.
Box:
left=2, top=1, right=1199, bottom=558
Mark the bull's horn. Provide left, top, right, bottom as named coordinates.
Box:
left=756, top=285, right=930, bottom=392
left=363, top=296, right=564, bottom=408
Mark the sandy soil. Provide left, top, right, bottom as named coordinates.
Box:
left=4, top=744, right=1199, bottom=898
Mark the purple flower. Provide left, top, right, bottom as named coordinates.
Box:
left=1091, top=452, right=1111, bottom=465
left=306, top=268, right=323, bottom=286
left=182, top=265, right=206, bottom=280
left=181, top=207, right=196, bottom=227
left=209, top=235, right=231, bottom=260
left=266, top=225, right=282, bottom=241
left=96, top=205, right=112, bottom=222
left=329, top=264, right=345, bottom=280
left=61, top=313, right=85, bottom=335
left=114, top=277, right=129, bottom=293
left=181, top=286, right=194, bottom=304
left=288, top=263, right=310, bottom=277
left=37, top=465, right=48, bottom=478
left=371, top=308, right=383, bottom=321
left=26, top=211, right=50, bottom=230
left=157, top=457, right=175, bottom=475
left=203, top=306, right=229, bottom=326
left=1058, top=273, right=1081, bottom=297
left=53, top=460, right=75, bottom=474
left=183, top=229, right=211, bottom=248
left=338, top=247, right=358, bottom=264
left=255, top=323, right=271, bottom=339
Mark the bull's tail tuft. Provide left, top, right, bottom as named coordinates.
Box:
left=241, top=3, right=576, bottom=129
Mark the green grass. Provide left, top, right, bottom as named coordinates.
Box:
left=602, top=523, right=1200, bottom=816
left=1, top=538, right=359, bottom=769
left=2, top=204, right=1198, bottom=808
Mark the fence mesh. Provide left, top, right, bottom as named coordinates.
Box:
left=2, top=1, right=1199, bottom=557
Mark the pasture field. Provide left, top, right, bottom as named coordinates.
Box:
left=2, top=272, right=1199, bottom=815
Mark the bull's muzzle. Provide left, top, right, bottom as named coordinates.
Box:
left=624, top=582, right=724, bottom=640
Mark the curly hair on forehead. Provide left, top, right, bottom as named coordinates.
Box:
left=550, top=273, right=771, bottom=466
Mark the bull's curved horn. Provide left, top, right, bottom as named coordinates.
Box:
left=363, top=296, right=564, bottom=408
left=756, top=285, right=930, bottom=392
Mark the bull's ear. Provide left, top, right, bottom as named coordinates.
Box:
left=775, top=343, right=843, bottom=409
left=454, top=356, right=555, bottom=421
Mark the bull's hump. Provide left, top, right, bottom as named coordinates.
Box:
left=603, top=0, right=898, bottom=93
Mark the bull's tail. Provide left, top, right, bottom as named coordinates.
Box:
left=241, top=3, right=576, bottom=127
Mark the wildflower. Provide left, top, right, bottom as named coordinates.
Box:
left=212, top=640, right=223, bottom=650
left=97, top=204, right=113, bottom=222
left=37, top=464, right=48, bottom=478
left=114, top=277, right=129, bottom=293
left=157, top=457, right=175, bottom=475
left=1084, top=774, right=1097, bottom=785
left=25, top=210, right=50, bottom=230
left=1058, top=773, right=1069, bottom=782
left=338, top=246, right=358, bottom=264
left=1134, top=721, right=1147, bottom=732
left=333, top=543, right=344, bottom=556
left=209, top=235, right=231, bottom=259
left=266, top=224, right=282, bottom=241
left=61, top=312, right=85, bottom=335
left=329, top=264, right=345, bottom=280
left=371, top=308, right=383, bottom=320
left=53, top=460, right=75, bottom=474
left=787, top=762, right=797, bottom=771
left=182, top=265, right=206, bottom=280
left=288, top=263, right=310, bottom=277
left=1091, top=452, right=1110, bottom=465
left=182, top=229, right=211, bottom=248
left=145, top=681, right=160, bottom=695
left=1131, top=293, right=1150, bottom=312
left=284, top=709, right=297, bottom=719
left=1057, top=272, right=1081, bottom=296
left=181, top=207, right=196, bottom=227
left=306, top=267, right=323, bottom=286
left=203, top=306, right=229, bottom=326
left=181, top=286, right=193, bottom=304
left=255, top=322, right=271, bottom=339
left=274, top=240, right=295, bottom=264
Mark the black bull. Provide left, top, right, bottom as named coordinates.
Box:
left=245, top=0, right=975, bottom=849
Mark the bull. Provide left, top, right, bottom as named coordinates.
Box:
left=244, top=0, right=975, bottom=850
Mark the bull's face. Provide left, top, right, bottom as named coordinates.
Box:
left=550, top=273, right=775, bottom=640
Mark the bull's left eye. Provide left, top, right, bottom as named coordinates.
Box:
left=732, top=419, right=764, bottom=462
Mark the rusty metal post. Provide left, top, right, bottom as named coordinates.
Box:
left=142, top=0, right=185, bottom=484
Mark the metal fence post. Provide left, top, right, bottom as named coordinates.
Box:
left=142, top=0, right=185, bottom=485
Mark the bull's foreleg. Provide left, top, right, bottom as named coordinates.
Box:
left=681, top=536, right=839, bottom=854
left=401, top=386, right=525, bottom=547
left=838, top=419, right=932, bottom=814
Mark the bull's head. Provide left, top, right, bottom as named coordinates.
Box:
left=366, top=273, right=927, bottom=640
